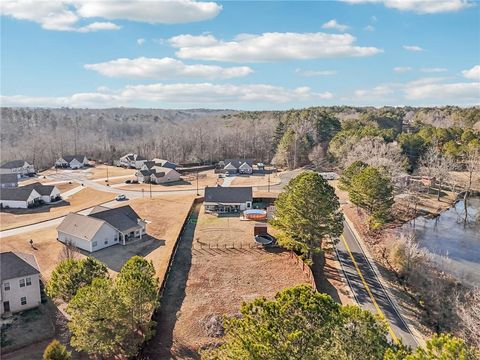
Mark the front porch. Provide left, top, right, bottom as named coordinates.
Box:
left=119, top=226, right=145, bottom=245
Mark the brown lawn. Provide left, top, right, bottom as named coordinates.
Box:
left=87, top=165, right=136, bottom=180
left=230, top=173, right=281, bottom=187
left=55, top=182, right=80, bottom=193
left=143, top=206, right=312, bottom=358
left=0, top=188, right=116, bottom=230
left=0, top=195, right=195, bottom=280
left=117, top=170, right=221, bottom=192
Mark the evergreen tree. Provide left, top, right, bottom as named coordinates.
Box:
left=271, top=172, right=343, bottom=263
left=349, top=166, right=394, bottom=228
left=46, top=257, right=108, bottom=302
left=339, top=161, right=368, bottom=192
left=202, top=285, right=394, bottom=360
left=67, top=277, right=129, bottom=357
left=43, top=339, right=71, bottom=360
left=115, top=256, right=159, bottom=354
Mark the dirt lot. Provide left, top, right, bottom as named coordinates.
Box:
left=230, top=173, right=281, bottom=187
left=117, top=170, right=221, bottom=192
left=87, top=165, right=136, bottom=180
left=142, top=205, right=312, bottom=359
left=0, top=188, right=116, bottom=231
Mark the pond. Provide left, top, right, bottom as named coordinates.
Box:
left=401, top=196, right=480, bottom=287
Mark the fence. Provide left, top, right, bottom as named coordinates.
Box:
left=288, top=251, right=317, bottom=291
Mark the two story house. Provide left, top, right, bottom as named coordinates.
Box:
left=1, top=252, right=41, bottom=315
left=0, top=160, right=35, bottom=178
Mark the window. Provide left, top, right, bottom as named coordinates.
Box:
left=19, top=279, right=25, bottom=287
left=92, top=241, right=97, bottom=247
left=114, top=237, right=118, bottom=242
left=26, top=277, right=31, bottom=286
left=4, top=282, right=10, bottom=291
left=104, top=240, right=108, bottom=245
left=20, top=297, right=27, bottom=305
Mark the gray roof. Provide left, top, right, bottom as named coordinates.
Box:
left=0, top=187, right=38, bottom=201
left=61, top=155, right=86, bottom=163
left=143, top=161, right=155, bottom=169
left=204, top=186, right=253, bottom=204
left=22, top=182, right=56, bottom=196
left=135, top=155, right=147, bottom=161
left=89, top=205, right=142, bottom=232
left=0, top=173, right=19, bottom=185
left=1, top=160, right=28, bottom=169
left=1, top=252, right=40, bottom=281
left=139, top=169, right=153, bottom=177
left=57, top=213, right=106, bottom=241
left=224, top=159, right=254, bottom=169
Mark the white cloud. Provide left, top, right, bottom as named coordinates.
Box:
left=75, top=0, right=222, bottom=24
left=1, top=83, right=333, bottom=108
left=352, top=77, right=479, bottom=105
left=84, top=57, right=253, bottom=80
left=77, top=22, right=120, bottom=33
left=295, top=69, right=337, bottom=77
left=137, top=38, right=145, bottom=45
left=403, top=45, right=425, bottom=52
left=462, top=65, right=480, bottom=80
left=404, top=80, right=480, bottom=100
left=322, top=19, right=350, bottom=32
left=420, top=67, right=448, bottom=73
left=343, top=0, right=473, bottom=14
left=394, top=66, right=412, bottom=73
left=0, top=0, right=222, bottom=31
left=169, top=32, right=383, bottom=62
left=364, top=25, right=375, bottom=31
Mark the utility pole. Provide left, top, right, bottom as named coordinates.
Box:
left=268, top=173, right=271, bottom=192
left=196, top=170, right=199, bottom=196
left=142, top=188, right=144, bottom=198
left=149, top=181, right=152, bottom=199
left=106, top=163, right=109, bottom=183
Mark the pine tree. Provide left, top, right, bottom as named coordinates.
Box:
left=271, top=171, right=343, bottom=263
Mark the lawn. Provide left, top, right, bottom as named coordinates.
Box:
left=230, top=173, right=281, bottom=187
left=142, top=206, right=312, bottom=358
left=0, top=194, right=195, bottom=280
left=87, top=165, right=136, bottom=180
left=0, top=188, right=116, bottom=231
left=116, top=170, right=221, bottom=192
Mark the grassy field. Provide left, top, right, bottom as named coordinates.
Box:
left=0, top=188, right=116, bottom=230
left=230, top=173, right=280, bottom=187
left=87, top=165, right=137, bottom=180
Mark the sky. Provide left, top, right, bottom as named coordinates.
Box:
left=1, top=0, right=479, bottom=110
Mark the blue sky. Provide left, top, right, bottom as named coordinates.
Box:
left=1, top=0, right=479, bottom=109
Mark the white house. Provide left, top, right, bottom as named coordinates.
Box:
left=152, top=158, right=178, bottom=170
left=57, top=205, right=146, bottom=252
left=220, top=159, right=253, bottom=175
left=118, top=154, right=148, bottom=169
left=55, top=155, right=88, bottom=169
left=1, top=252, right=41, bottom=315
left=0, top=188, right=42, bottom=209
left=0, top=174, right=18, bottom=188
left=0, top=160, right=35, bottom=178
left=136, top=166, right=181, bottom=184
left=204, top=186, right=253, bottom=213
left=22, top=183, right=61, bottom=203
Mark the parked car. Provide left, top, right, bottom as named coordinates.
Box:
left=116, top=194, right=127, bottom=201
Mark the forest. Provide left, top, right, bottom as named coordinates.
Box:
left=0, top=106, right=479, bottom=171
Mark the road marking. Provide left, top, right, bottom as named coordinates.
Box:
left=340, top=234, right=399, bottom=344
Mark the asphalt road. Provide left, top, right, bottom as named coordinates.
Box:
left=336, top=222, right=418, bottom=348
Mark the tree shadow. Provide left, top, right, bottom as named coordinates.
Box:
left=85, top=235, right=165, bottom=272
left=1, top=200, right=71, bottom=214
left=139, top=203, right=200, bottom=359
left=311, top=252, right=342, bottom=304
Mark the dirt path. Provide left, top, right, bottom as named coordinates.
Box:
left=140, top=203, right=200, bottom=360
